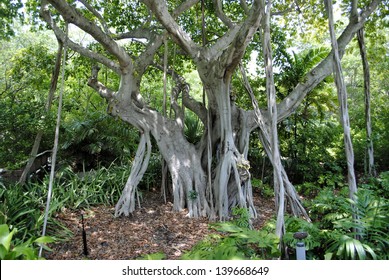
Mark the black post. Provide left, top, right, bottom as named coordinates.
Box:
left=81, top=214, right=88, bottom=256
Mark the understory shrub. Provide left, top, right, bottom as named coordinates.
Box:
left=0, top=224, right=55, bottom=260
left=284, top=188, right=389, bottom=260
left=53, top=162, right=130, bottom=208
left=182, top=222, right=280, bottom=260
left=0, top=182, right=70, bottom=242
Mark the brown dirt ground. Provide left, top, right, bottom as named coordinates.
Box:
left=45, top=190, right=275, bottom=260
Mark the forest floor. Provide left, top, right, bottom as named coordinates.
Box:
left=45, top=190, right=275, bottom=260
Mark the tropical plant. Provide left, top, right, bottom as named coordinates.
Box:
left=282, top=216, right=323, bottom=260
left=182, top=222, right=280, bottom=260
left=0, top=224, right=55, bottom=260
left=231, top=207, right=252, bottom=229
left=325, top=190, right=389, bottom=259
left=304, top=187, right=389, bottom=260
left=53, top=163, right=130, bottom=208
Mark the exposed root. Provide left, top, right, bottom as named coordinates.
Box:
left=115, top=131, right=152, bottom=217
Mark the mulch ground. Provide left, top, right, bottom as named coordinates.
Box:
left=45, top=190, right=275, bottom=260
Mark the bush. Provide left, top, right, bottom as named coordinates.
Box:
left=297, top=188, right=389, bottom=260
left=53, top=163, right=130, bottom=208
left=182, top=222, right=280, bottom=260
left=0, top=182, right=70, bottom=242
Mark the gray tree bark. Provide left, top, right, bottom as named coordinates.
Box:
left=262, top=0, right=285, bottom=238
left=357, top=28, right=376, bottom=177
left=325, top=0, right=358, bottom=198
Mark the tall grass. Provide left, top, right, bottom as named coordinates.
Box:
left=0, top=163, right=131, bottom=245
left=53, top=163, right=130, bottom=208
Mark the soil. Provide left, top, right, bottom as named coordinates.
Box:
left=45, top=190, right=275, bottom=260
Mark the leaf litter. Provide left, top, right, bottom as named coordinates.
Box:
left=45, top=190, right=274, bottom=260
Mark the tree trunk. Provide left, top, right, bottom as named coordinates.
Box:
left=357, top=28, right=376, bottom=177
left=19, top=40, right=63, bottom=185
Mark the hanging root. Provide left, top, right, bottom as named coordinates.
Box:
left=214, top=146, right=253, bottom=220
left=115, top=131, right=151, bottom=217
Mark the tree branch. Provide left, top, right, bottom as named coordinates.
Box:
left=45, top=0, right=131, bottom=68
left=87, top=65, right=116, bottom=100
left=221, top=0, right=264, bottom=80
left=240, top=0, right=250, bottom=15
left=40, top=4, right=120, bottom=74
left=214, top=0, right=234, bottom=28
left=135, top=34, right=165, bottom=78
left=142, top=0, right=201, bottom=59
left=115, top=27, right=154, bottom=41
left=78, top=0, right=111, bottom=35
left=277, top=0, right=382, bottom=122
left=153, top=63, right=208, bottom=124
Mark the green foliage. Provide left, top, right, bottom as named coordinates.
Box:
left=182, top=222, right=280, bottom=260
left=0, top=224, right=54, bottom=260
left=231, top=207, right=251, bottom=229
left=0, top=182, right=70, bottom=242
left=188, top=190, right=198, bottom=201
left=140, top=152, right=162, bottom=190
left=251, top=178, right=274, bottom=198
left=184, top=113, right=203, bottom=144
left=0, top=0, right=23, bottom=39
left=327, top=190, right=389, bottom=259
left=283, top=216, right=322, bottom=256
left=61, top=111, right=139, bottom=170
left=302, top=187, right=389, bottom=260
left=53, top=163, right=130, bottom=208
left=0, top=43, right=56, bottom=168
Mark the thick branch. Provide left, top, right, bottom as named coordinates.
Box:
left=46, top=0, right=131, bottom=67
left=40, top=2, right=120, bottom=73
left=115, top=27, right=154, bottom=41
left=78, top=0, right=111, bottom=35
left=142, top=0, right=201, bottom=59
left=87, top=65, right=116, bottom=100
left=135, top=34, right=165, bottom=77
left=214, top=0, right=234, bottom=28
left=221, top=0, right=264, bottom=80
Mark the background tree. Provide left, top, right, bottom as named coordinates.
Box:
left=0, top=0, right=23, bottom=40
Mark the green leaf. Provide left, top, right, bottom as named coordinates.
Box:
left=34, top=236, right=55, bottom=244
left=0, top=244, right=7, bottom=259
left=324, top=252, right=333, bottom=260
left=0, top=224, right=16, bottom=251
left=211, top=222, right=243, bottom=233
left=12, top=245, right=37, bottom=260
